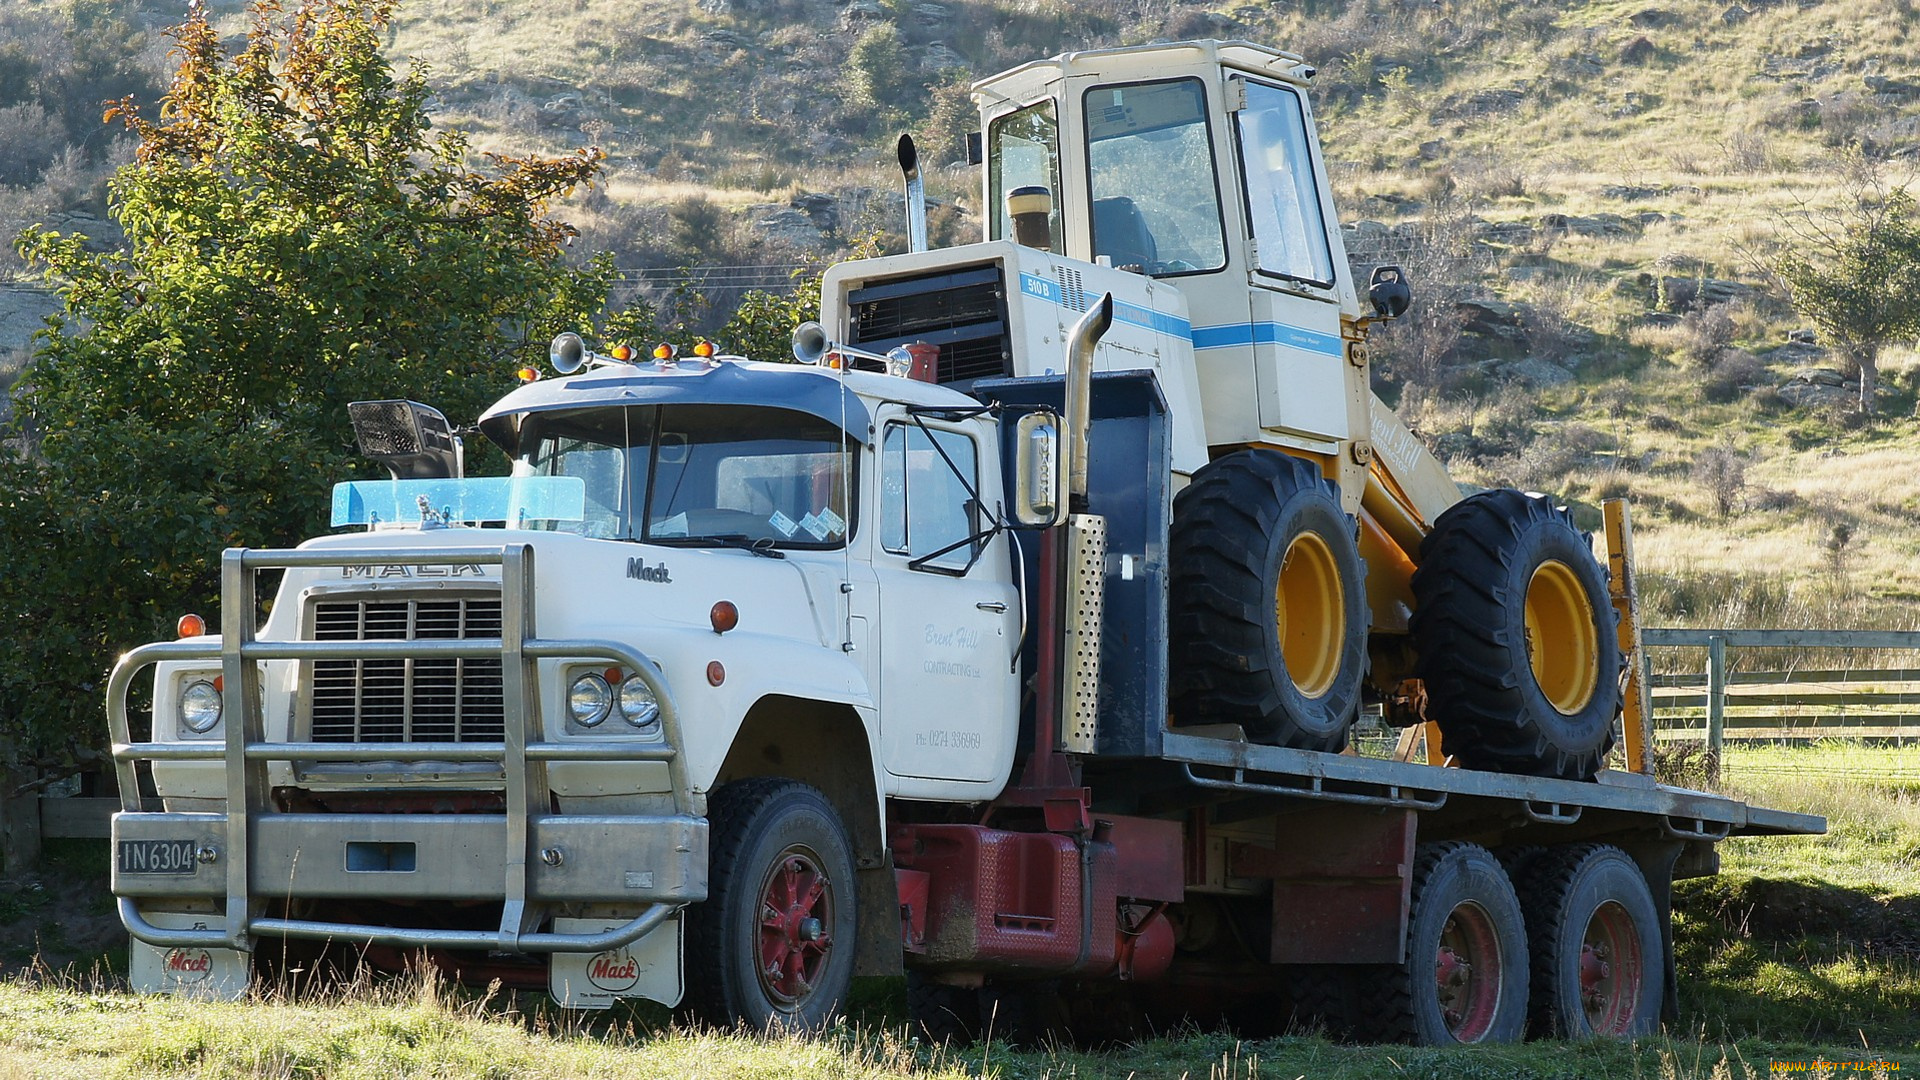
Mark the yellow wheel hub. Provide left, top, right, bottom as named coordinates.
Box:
left=1276, top=532, right=1344, bottom=698
left=1525, top=560, right=1599, bottom=715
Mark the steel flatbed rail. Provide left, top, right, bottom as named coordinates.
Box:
left=1156, top=731, right=1825, bottom=838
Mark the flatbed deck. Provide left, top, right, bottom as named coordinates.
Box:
left=1145, top=730, right=1824, bottom=839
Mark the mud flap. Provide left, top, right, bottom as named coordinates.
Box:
left=548, top=915, right=683, bottom=1009
left=128, top=913, right=250, bottom=999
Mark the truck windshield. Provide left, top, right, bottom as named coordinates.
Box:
left=515, top=405, right=854, bottom=548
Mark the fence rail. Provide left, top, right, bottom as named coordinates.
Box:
left=1640, top=627, right=1920, bottom=753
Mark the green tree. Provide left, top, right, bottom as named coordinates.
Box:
left=1772, top=169, right=1920, bottom=415
left=0, top=0, right=614, bottom=791
left=718, top=270, right=822, bottom=361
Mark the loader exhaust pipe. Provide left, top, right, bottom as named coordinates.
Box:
left=1064, top=293, right=1113, bottom=511
left=897, top=134, right=928, bottom=254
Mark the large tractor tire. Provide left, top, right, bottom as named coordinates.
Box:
left=681, top=778, right=856, bottom=1031
left=1357, top=842, right=1530, bottom=1045
left=1409, top=489, right=1621, bottom=781
left=1169, top=451, right=1368, bottom=750
left=1514, top=844, right=1664, bottom=1038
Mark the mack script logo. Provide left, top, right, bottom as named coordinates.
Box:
left=163, top=948, right=213, bottom=984
left=340, top=564, right=484, bottom=579
left=627, top=557, right=671, bottom=583
left=587, top=949, right=641, bottom=992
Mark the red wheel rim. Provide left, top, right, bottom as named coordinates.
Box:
left=1434, top=900, right=1505, bottom=1042
left=756, top=846, right=835, bottom=1009
left=1579, top=900, right=1644, bottom=1034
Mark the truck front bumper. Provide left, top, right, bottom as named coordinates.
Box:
left=115, top=809, right=706, bottom=952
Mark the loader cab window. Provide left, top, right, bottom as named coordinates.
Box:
left=516, top=405, right=854, bottom=549
left=989, top=100, right=1064, bottom=255
left=1234, top=79, right=1336, bottom=287
left=1083, top=78, right=1226, bottom=277
left=880, top=422, right=981, bottom=574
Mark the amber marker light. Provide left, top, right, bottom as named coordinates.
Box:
left=692, top=340, right=716, bottom=358
left=610, top=344, right=634, bottom=361
left=604, top=666, right=624, bottom=684
left=177, top=613, right=206, bottom=639
left=706, top=661, right=726, bottom=686
left=516, top=367, right=541, bottom=382
left=653, top=343, right=677, bottom=361
left=710, top=600, right=739, bottom=635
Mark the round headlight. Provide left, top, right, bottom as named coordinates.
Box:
left=618, top=675, right=660, bottom=729
left=569, top=673, right=613, bottom=727
left=180, top=679, right=222, bottom=734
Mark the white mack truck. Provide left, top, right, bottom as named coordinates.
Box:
left=107, top=40, right=1819, bottom=1045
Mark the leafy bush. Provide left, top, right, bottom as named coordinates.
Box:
left=0, top=0, right=617, bottom=790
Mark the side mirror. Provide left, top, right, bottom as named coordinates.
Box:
left=1368, top=264, right=1412, bottom=320
left=1010, top=410, right=1063, bottom=529
left=348, top=400, right=463, bottom=480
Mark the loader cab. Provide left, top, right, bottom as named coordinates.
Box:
left=976, top=40, right=1370, bottom=456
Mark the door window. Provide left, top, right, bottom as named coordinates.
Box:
left=1234, top=79, right=1336, bottom=287
left=880, top=423, right=979, bottom=574
left=989, top=100, right=1064, bottom=255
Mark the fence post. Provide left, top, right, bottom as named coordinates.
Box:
left=0, top=794, right=43, bottom=875
left=1705, top=634, right=1727, bottom=780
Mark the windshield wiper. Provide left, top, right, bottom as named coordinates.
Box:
left=647, top=533, right=786, bottom=559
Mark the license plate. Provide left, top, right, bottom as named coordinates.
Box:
left=118, top=839, right=198, bottom=875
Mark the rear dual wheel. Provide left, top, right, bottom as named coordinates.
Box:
left=1359, top=842, right=1529, bottom=1045
left=1170, top=452, right=1368, bottom=751
left=1516, top=844, right=1663, bottom=1038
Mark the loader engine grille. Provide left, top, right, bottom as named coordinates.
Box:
left=848, top=264, right=1011, bottom=386
left=308, top=595, right=505, bottom=742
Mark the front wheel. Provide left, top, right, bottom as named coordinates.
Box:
left=681, top=778, right=856, bottom=1031
left=1169, top=451, right=1368, bottom=750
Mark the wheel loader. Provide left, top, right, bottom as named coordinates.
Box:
left=819, top=39, right=1619, bottom=780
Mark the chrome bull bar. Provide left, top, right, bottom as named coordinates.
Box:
left=106, top=544, right=704, bottom=955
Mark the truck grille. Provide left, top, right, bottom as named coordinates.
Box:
left=849, top=264, right=1011, bottom=385
left=309, top=596, right=505, bottom=742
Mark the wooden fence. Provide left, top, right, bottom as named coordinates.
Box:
left=1642, top=627, right=1920, bottom=756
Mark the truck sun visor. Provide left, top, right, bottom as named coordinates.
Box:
left=477, top=361, right=871, bottom=456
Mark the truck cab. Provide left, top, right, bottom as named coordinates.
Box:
left=112, top=352, right=1033, bottom=1018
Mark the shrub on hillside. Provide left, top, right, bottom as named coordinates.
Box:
left=1691, top=444, right=1748, bottom=519
left=1703, top=350, right=1767, bottom=403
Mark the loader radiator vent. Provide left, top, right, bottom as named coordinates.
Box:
left=308, top=595, right=505, bottom=743
left=848, top=264, right=1011, bottom=386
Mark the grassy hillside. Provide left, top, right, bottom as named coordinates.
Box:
left=5, top=0, right=1920, bottom=627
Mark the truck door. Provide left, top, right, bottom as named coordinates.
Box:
left=870, top=409, right=1021, bottom=785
